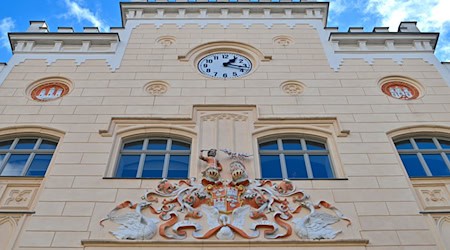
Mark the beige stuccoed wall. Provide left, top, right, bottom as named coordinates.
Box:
left=0, top=22, right=449, bottom=250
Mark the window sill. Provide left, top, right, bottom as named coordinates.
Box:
left=82, top=239, right=369, bottom=247
left=103, top=177, right=187, bottom=180
left=256, top=178, right=349, bottom=181
left=0, top=176, right=44, bottom=180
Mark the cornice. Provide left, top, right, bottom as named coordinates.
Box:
left=120, top=2, right=329, bottom=27
left=9, top=31, right=120, bottom=54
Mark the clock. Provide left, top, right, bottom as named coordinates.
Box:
left=197, top=52, right=252, bottom=79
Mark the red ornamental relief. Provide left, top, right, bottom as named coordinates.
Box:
left=31, top=82, right=69, bottom=101
left=101, top=149, right=351, bottom=241
left=381, top=81, right=420, bottom=100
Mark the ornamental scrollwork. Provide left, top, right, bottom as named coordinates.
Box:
left=101, top=149, right=350, bottom=241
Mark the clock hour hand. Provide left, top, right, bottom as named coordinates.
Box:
left=222, top=56, right=237, bottom=66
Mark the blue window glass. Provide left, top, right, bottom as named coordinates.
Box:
left=171, top=141, right=190, bottom=150
left=27, top=154, right=52, bottom=176
left=260, top=141, right=278, bottom=150
left=1, top=155, right=29, bottom=176
left=259, top=138, right=333, bottom=179
left=117, top=138, right=190, bottom=178
left=283, top=140, right=302, bottom=150
left=123, top=140, right=144, bottom=150
left=0, top=137, right=57, bottom=177
left=415, top=139, right=437, bottom=149
left=400, top=154, right=427, bottom=177
left=142, top=155, right=165, bottom=178
left=116, top=155, right=140, bottom=178
left=310, top=155, right=333, bottom=178
left=0, top=154, right=5, bottom=166
left=39, top=140, right=57, bottom=150
left=148, top=139, right=167, bottom=150
left=188, top=0, right=197, bottom=2
left=167, top=155, right=189, bottom=178
left=395, top=140, right=414, bottom=150
left=285, top=155, right=307, bottom=178
left=15, top=139, right=37, bottom=150
left=0, top=140, right=13, bottom=149
left=306, top=140, right=326, bottom=150
left=440, top=139, right=450, bottom=149
left=423, top=154, right=450, bottom=176
left=260, top=155, right=283, bottom=179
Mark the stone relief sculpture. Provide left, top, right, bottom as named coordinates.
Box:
left=102, top=148, right=351, bottom=241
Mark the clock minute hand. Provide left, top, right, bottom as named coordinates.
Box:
left=226, top=63, right=249, bottom=69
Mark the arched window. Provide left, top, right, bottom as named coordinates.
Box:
left=395, top=137, right=450, bottom=177
left=0, top=137, right=58, bottom=177
left=115, top=137, right=191, bottom=179
left=258, top=137, right=334, bottom=179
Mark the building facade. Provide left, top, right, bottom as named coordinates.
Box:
left=1, top=0, right=450, bottom=249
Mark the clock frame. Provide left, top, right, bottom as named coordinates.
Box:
left=197, top=52, right=253, bottom=79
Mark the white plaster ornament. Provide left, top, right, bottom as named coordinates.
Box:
left=102, top=151, right=351, bottom=241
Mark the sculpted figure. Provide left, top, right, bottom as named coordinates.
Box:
left=199, top=149, right=223, bottom=182
left=199, top=149, right=223, bottom=171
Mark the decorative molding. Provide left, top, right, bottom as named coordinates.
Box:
left=0, top=186, right=38, bottom=210
left=280, top=80, right=305, bottom=96
left=273, top=35, right=295, bottom=47
left=25, top=76, right=73, bottom=102
left=379, top=76, right=424, bottom=101
left=144, top=81, right=170, bottom=95
left=201, top=113, right=248, bottom=122
left=414, top=184, right=450, bottom=211
left=156, top=35, right=176, bottom=47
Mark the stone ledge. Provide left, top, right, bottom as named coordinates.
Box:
left=82, top=239, right=369, bottom=247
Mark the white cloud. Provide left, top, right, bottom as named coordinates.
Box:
left=329, top=0, right=347, bottom=15
left=0, top=17, right=15, bottom=49
left=64, top=0, right=107, bottom=31
left=365, top=0, right=450, bottom=60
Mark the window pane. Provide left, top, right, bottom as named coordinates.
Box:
left=26, top=154, right=52, bottom=176
left=259, top=141, right=278, bottom=150
left=15, top=139, right=37, bottom=150
left=123, top=140, right=144, bottom=150
left=306, top=140, right=326, bottom=150
left=1, top=154, right=30, bottom=176
left=439, top=139, right=450, bottom=149
left=148, top=140, right=167, bottom=150
left=39, top=140, right=57, bottom=150
left=167, top=155, right=189, bottom=179
left=423, top=154, right=450, bottom=176
left=171, top=141, right=190, bottom=151
left=283, top=140, right=302, bottom=150
left=285, top=155, right=308, bottom=178
left=400, top=154, right=427, bottom=177
left=260, top=155, right=283, bottom=179
left=0, top=154, right=5, bottom=166
left=310, top=155, right=334, bottom=178
left=415, top=139, right=437, bottom=149
left=142, top=155, right=165, bottom=178
left=395, top=140, right=414, bottom=150
left=116, top=155, right=140, bottom=177
left=0, top=140, right=13, bottom=149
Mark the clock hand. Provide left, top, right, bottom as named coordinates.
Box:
left=225, top=63, right=249, bottom=69
left=222, top=56, right=237, bottom=66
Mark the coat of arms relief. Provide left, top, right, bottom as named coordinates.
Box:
left=101, top=149, right=351, bottom=241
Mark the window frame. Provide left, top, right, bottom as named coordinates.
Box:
left=0, top=137, right=58, bottom=177
left=395, top=136, right=450, bottom=177
left=115, top=137, right=191, bottom=179
left=258, top=136, right=335, bottom=180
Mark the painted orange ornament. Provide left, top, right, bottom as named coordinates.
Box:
left=31, top=82, right=69, bottom=101
left=381, top=81, right=419, bottom=100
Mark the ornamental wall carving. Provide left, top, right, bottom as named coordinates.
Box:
left=415, top=184, right=450, bottom=211
left=0, top=181, right=40, bottom=211
left=101, top=149, right=351, bottom=241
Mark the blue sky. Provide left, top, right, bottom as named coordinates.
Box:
left=1, top=0, right=449, bottom=63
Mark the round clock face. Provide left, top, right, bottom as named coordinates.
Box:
left=198, top=52, right=252, bottom=79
